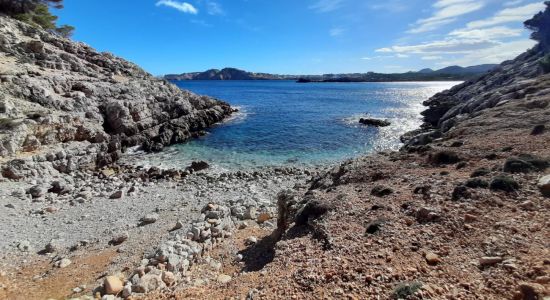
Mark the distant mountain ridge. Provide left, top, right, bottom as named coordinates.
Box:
left=164, top=64, right=498, bottom=82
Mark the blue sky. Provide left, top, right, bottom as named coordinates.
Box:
left=56, top=0, right=547, bottom=75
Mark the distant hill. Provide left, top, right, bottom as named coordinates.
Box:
left=430, top=64, right=497, bottom=75
left=164, top=64, right=498, bottom=82
left=165, top=68, right=293, bottom=81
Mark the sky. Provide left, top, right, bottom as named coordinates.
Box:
left=55, top=0, right=547, bottom=75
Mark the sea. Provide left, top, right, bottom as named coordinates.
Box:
left=130, top=80, right=459, bottom=171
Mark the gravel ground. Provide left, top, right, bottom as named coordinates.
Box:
left=0, top=165, right=314, bottom=269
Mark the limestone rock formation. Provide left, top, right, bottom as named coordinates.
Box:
left=0, top=16, right=232, bottom=178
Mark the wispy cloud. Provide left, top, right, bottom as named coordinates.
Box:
left=309, top=0, right=344, bottom=13
left=329, top=27, right=345, bottom=37
left=156, top=0, right=198, bottom=14
left=466, top=2, right=545, bottom=29
left=206, top=1, right=225, bottom=15
left=504, top=0, right=524, bottom=6
left=421, top=55, right=443, bottom=60
left=376, top=39, right=499, bottom=54
left=369, top=0, right=408, bottom=13
left=408, top=0, right=485, bottom=33
left=449, top=26, right=522, bottom=39
left=438, top=39, right=536, bottom=66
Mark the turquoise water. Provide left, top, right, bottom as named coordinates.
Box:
left=137, top=80, right=459, bottom=170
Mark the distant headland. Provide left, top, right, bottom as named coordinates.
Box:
left=164, top=65, right=498, bottom=82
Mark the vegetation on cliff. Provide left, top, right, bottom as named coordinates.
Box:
left=0, top=0, right=73, bottom=37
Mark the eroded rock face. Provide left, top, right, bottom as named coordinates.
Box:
left=403, top=45, right=550, bottom=146
left=0, top=16, right=232, bottom=177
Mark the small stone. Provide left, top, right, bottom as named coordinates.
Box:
left=464, top=214, right=478, bottom=223
left=257, top=212, right=272, bottom=223
left=109, top=190, right=124, bottom=199
left=161, top=271, right=176, bottom=286
left=519, top=200, right=536, bottom=211
left=479, top=256, right=503, bottom=266
left=56, top=258, right=72, bottom=268
left=246, top=236, right=258, bottom=244
left=217, top=274, right=232, bottom=284
left=537, top=175, right=550, bottom=197
left=45, top=239, right=62, bottom=253
left=244, top=206, right=257, bottom=220
left=425, top=252, right=441, bottom=265
left=140, top=213, right=159, bottom=225
left=17, top=240, right=32, bottom=252
left=44, top=206, right=58, bottom=213
left=172, top=220, right=184, bottom=230
left=109, top=232, right=129, bottom=246
left=5, top=204, right=15, bottom=209
left=122, top=283, right=132, bottom=298
left=28, top=185, right=45, bottom=198
left=104, top=276, right=123, bottom=295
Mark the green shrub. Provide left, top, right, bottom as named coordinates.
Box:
left=392, top=282, right=422, bottom=299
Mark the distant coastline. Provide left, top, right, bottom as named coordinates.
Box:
left=164, top=65, right=498, bottom=82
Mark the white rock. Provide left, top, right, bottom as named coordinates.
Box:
left=538, top=175, right=550, bottom=197
left=217, top=274, right=232, bottom=284
left=56, top=258, right=72, bottom=268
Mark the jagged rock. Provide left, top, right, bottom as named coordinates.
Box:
left=0, top=16, right=232, bottom=177
left=133, top=274, right=165, bottom=293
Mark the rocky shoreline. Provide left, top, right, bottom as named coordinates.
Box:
left=1, top=6, right=550, bottom=300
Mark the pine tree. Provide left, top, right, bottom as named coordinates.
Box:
left=0, top=0, right=73, bottom=38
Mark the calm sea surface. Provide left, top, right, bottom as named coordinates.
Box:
left=134, top=80, right=459, bottom=170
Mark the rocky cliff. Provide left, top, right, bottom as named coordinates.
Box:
left=403, top=45, right=547, bottom=147
left=0, top=16, right=232, bottom=178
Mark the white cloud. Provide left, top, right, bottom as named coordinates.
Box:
left=309, top=0, right=344, bottom=13
left=409, top=0, right=485, bottom=33
left=467, top=2, right=545, bottom=29
left=504, top=0, right=524, bottom=6
left=438, top=39, right=536, bottom=66
left=421, top=55, right=443, bottom=60
left=376, top=39, right=499, bottom=54
left=156, top=0, right=198, bottom=14
left=329, top=27, right=345, bottom=37
left=449, top=26, right=523, bottom=39
left=396, top=53, right=409, bottom=58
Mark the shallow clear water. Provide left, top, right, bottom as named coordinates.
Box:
left=134, top=80, right=459, bottom=170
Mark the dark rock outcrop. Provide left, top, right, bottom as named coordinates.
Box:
left=0, top=16, right=232, bottom=177
left=359, top=118, right=391, bottom=127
